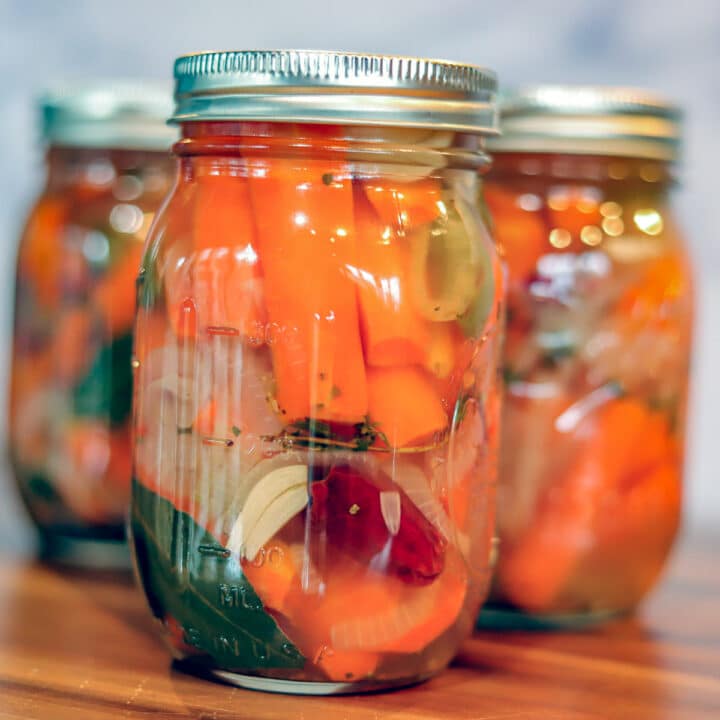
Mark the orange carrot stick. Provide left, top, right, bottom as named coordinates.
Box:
left=353, top=192, right=430, bottom=367
left=54, top=307, right=94, bottom=383
left=94, top=242, right=144, bottom=337
left=362, top=177, right=443, bottom=232
left=498, top=398, right=675, bottom=613
left=248, top=156, right=368, bottom=423
left=19, top=197, right=66, bottom=307
left=192, top=173, right=265, bottom=338
left=165, top=174, right=266, bottom=340
left=367, top=366, right=447, bottom=448
left=484, top=184, right=547, bottom=285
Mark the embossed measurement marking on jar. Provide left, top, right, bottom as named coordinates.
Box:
left=218, top=583, right=263, bottom=611
left=206, top=326, right=240, bottom=337
left=198, top=544, right=231, bottom=558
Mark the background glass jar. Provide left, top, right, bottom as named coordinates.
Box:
left=9, top=84, right=176, bottom=566
left=129, top=50, right=502, bottom=693
left=482, top=87, right=693, bottom=624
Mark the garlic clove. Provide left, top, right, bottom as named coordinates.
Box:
left=228, top=464, right=309, bottom=560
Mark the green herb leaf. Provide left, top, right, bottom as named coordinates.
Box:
left=72, top=332, right=134, bottom=426
left=321, top=173, right=334, bottom=186
left=231, top=425, right=242, bottom=437
left=130, top=478, right=305, bottom=671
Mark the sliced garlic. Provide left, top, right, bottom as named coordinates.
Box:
left=228, top=464, right=309, bottom=561
left=380, top=491, right=401, bottom=536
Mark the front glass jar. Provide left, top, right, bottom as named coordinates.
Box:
left=9, top=85, right=175, bottom=565
left=129, top=50, right=503, bottom=693
left=483, top=87, right=692, bottom=624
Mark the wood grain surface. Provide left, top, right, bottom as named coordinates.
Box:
left=0, top=530, right=718, bottom=719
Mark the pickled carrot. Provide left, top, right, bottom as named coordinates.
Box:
left=424, top=321, right=456, bottom=379
left=498, top=398, right=675, bottom=612
left=94, top=242, right=144, bottom=337
left=193, top=399, right=217, bottom=438
left=165, top=174, right=266, bottom=340
left=133, top=309, right=170, bottom=365
left=315, top=648, right=379, bottom=682
left=106, top=428, right=133, bottom=490
left=192, top=174, right=265, bottom=337
left=367, top=367, right=448, bottom=448
left=54, top=307, right=94, bottom=383
left=19, top=197, right=65, bottom=307
left=362, top=177, right=442, bottom=232
left=241, top=540, right=298, bottom=614
left=353, top=191, right=430, bottom=367
left=484, top=185, right=547, bottom=285
left=616, top=254, right=688, bottom=322
left=428, top=327, right=474, bottom=414
left=382, top=549, right=467, bottom=654
left=297, top=550, right=466, bottom=656
left=248, top=157, right=368, bottom=423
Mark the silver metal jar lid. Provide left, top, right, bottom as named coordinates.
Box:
left=488, top=85, right=682, bottom=161
left=41, top=82, right=177, bottom=151
left=171, top=50, right=498, bottom=134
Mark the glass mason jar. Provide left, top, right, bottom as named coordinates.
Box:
left=482, top=87, right=693, bottom=624
left=9, top=84, right=176, bottom=566
left=129, top=50, right=503, bottom=693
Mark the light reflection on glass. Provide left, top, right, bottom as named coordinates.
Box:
left=110, top=203, right=144, bottom=234
left=600, top=201, right=622, bottom=218
left=518, top=193, right=542, bottom=211
left=580, top=225, right=603, bottom=246
left=602, top=217, right=624, bottom=236
left=633, top=208, right=664, bottom=236
left=549, top=228, right=572, bottom=248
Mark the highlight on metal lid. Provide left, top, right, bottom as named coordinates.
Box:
left=41, top=81, right=177, bottom=151
left=488, top=85, right=682, bottom=161
left=171, top=49, right=499, bottom=134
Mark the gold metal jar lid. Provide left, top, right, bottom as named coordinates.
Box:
left=488, top=85, right=682, bottom=161
left=171, top=50, right=499, bottom=134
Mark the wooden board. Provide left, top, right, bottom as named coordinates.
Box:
left=0, top=531, right=718, bottom=719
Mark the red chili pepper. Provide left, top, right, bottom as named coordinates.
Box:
left=310, top=465, right=446, bottom=585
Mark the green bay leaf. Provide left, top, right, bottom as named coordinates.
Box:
left=130, top=478, right=305, bottom=671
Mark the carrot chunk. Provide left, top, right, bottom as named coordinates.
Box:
left=367, top=367, right=448, bottom=448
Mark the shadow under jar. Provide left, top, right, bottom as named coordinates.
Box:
left=9, top=84, right=176, bottom=567
left=129, top=49, right=503, bottom=694
left=481, top=86, right=693, bottom=627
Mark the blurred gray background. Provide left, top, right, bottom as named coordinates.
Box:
left=0, top=0, right=718, bottom=551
